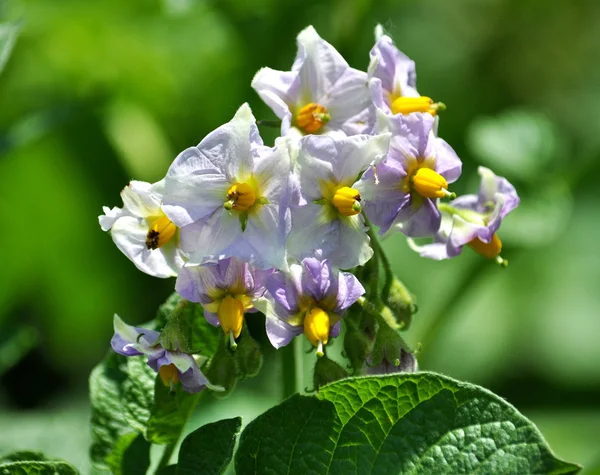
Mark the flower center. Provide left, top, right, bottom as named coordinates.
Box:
left=296, top=103, right=331, bottom=134
left=145, top=216, right=177, bottom=250
left=217, top=296, right=245, bottom=339
left=304, top=307, right=330, bottom=356
left=411, top=168, right=455, bottom=199
left=332, top=186, right=362, bottom=216
left=158, top=363, right=179, bottom=387
left=391, top=96, right=446, bottom=116
left=467, top=234, right=506, bottom=262
left=224, top=182, right=256, bottom=212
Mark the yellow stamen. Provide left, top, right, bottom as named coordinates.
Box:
left=158, top=363, right=179, bottom=387
left=304, top=307, right=330, bottom=352
left=391, top=96, right=445, bottom=116
left=145, top=216, right=177, bottom=250
left=332, top=186, right=362, bottom=216
left=224, top=182, right=256, bottom=212
left=296, top=103, right=330, bottom=134
left=467, top=233, right=503, bottom=259
left=411, top=167, right=454, bottom=199
left=217, top=296, right=245, bottom=339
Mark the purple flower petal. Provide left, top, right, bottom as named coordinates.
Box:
left=265, top=313, right=302, bottom=349
left=334, top=272, right=365, bottom=313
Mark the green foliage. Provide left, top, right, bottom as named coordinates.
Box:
left=105, top=433, right=151, bottom=475
left=235, top=373, right=580, bottom=474
left=159, top=296, right=221, bottom=356
left=89, top=353, right=131, bottom=470
left=121, top=355, right=156, bottom=434
left=147, top=378, right=201, bottom=445
left=0, top=451, right=79, bottom=475
left=89, top=351, right=197, bottom=469
left=0, top=22, right=19, bottom=75
left=467, top=109, right=562, bottom=181
left=176, top=418, right=242, bottom=475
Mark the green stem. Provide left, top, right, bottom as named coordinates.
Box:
left=281, top=339, right=298, bottom=399
left=365, top=220, right=394, bottom=301
left=156, top=441, right=177, bottom=471
left=154, top=391, right=203, bottom=473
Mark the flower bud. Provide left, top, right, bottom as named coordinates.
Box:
left=368, top=319, right=416, bottom=375
left=343, top=321, right=375, bottom=374
left=313, top=354, right=349, bottom=391
left=233, top=326, right=263, bottom=380
left=203, top=339, right=238, bottom=398
left=159, top=299, right=204, bottom=353
left=367, top=348, right=418, bottom=375
left=385, top=277, right=417, bottom=331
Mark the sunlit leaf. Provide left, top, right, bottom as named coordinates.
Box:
left=235, top=373, right=580, bottom=474
left=176, top=418, right=242, bottom=475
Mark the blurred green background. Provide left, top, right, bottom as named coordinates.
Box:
left=1, top=0, right=599, bottom=472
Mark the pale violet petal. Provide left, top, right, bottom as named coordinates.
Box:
left=327, top=215, right=373, bottom=270
left=182, top=209, right=241, bottom=265
left=162, top=146, right=231, bottom=227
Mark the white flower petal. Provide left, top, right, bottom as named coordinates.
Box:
left=120, top=181, right=162, bottom=218
left=99, top=206, right=124, bottom=232
left=111, top=215, right=179, bottom=278
left=163, top=146, right=231, bottom=227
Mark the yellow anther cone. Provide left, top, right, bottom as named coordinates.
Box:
left=296, top=103, right=330, bottom=134
left=218, top=296, right=245, bottom=339
left=468, top=234, right=503, bottom=259
left=412, top=168, right=452, bottom=199
left=146, top=216, right=177, bottom=250
left=158, top=363, right=179, bottom=387
left=332, top=187, right=362, bottom=216
left=391, top=96, right=443, bottom=116
left=304, top=307, right=330, bottom=348
left=225, top=183, right=256, bottom=211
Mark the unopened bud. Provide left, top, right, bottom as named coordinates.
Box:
left=385, top=277, right=417, bottom=331
left=203, top=339, right=238, bottom=398
left=343, top=324, right=375, bottom=374
left=367, top=347, right=418, bottom=375
left=159, top=299, right=205, bottom=353
left=233, top=326, right=263, bottom=380
left=313, top=354, right=349, bottom=391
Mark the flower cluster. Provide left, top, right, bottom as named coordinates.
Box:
left=100, top=25, right=519, bottom=392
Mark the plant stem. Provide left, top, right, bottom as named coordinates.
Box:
left=154, top=391, right=203, bottom=473
left=156, top=441, right=177, bottom=471
left=281, top=339, right=298, bottom=399
left=365, top=220, right=394, bottom=301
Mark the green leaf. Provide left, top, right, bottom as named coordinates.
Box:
left=158, top=296, right=220, bottom=356
left=0, top=22, right=19, bottom=75
left=146, top=377, right=201, bottom=445
left=89, top=352, right=130, bottom=469
left=105, top=433, right=151, bottom=475
left=155, top=292, right=183, bottom=329
left=121, top=355, right=156, bottom=434
left=177, top=417, right=242, bottom=475
left=235, top=373, right=581, bottom=475
left=0, top=461, right=79, bottom=475
left=0, top=452, right=79, bottom=475
left=90, top=352, right=155, bottom=469
left=0, top=451, right=48, bottom=463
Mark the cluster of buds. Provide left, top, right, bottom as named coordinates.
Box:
left=101, top=25, right=519, bottom=393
